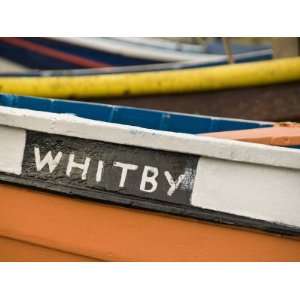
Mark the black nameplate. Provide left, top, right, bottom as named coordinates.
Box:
left=21, top=131, right=198, bottom=205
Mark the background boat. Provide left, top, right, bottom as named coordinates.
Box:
left=0, top=37, right=272, bottom=70
left=0, top=57, right=299, bottom=122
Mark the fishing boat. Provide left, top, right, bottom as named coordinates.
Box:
left=0, top=94, right=299, bottom=262
left=0, top=57, right=299, bottom=122
left=0, top=37, right=272, bottom=70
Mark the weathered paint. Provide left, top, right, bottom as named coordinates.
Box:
left=0, top=57, right=299, bottom=98
left=22, top=131, right=198, bottom=205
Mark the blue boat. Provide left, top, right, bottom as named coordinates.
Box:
left=0, top=37, right=272, bottom=70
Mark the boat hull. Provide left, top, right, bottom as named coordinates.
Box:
left=0, top=37, right=272, bottom=70
left=1, top=95, right=300, bottom=261
left=0, top=236, right=98, bottom=262
left=1, top=183, right=299, bottom=262
left=0, top=103, right=299, bottom=235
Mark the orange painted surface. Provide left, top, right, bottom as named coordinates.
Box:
left=203, top=123, right=300, bottom=146
left=0, top=182, right=299, bottom=262
left=0, top=236, right=98, bottom=262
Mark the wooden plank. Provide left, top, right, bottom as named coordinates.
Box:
left=202, top=124, right=300, bottom=146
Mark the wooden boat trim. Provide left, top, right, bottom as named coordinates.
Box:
left=0, top=57, right=298, bottom=99
left=0, top=106, right=298, bottom=169
left=0, top=106, right=300, bottom=235
left=203, top=124, right=300, bottom=147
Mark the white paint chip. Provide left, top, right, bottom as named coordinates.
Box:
left=0, top=125, right=26, bottom=175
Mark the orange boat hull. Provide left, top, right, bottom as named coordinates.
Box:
left=0, top=236, right=98, bottom=262
left=0, top=183, right=299, bottom=262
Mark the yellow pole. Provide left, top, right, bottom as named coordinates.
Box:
left=0, top=57, right=299, bottom=99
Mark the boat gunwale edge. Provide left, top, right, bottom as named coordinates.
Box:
left=0, top=105, right=300, bottom=170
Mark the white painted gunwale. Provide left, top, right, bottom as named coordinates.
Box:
left=0, top=106, right=300, bottom=171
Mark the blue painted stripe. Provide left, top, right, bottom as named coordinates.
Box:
left=0, top=94, right=272, bottom=134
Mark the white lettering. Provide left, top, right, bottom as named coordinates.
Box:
left=164, top=171, right=186, bottom=196
left=34, top=147, right=62, bottom=173
left=140, top=166, right=158, bottom=193
left=34, top=146, right=190, bottom=197
left=96, top=160, right=104, bottom=183
left=113, top=162, right=138, bottom=187
left=66, top=154, right=91, bottom=180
